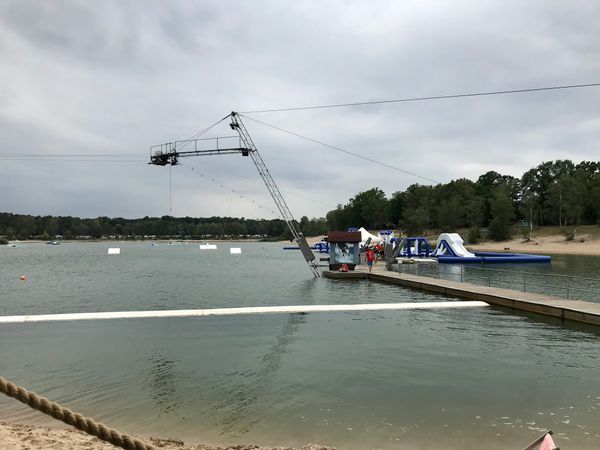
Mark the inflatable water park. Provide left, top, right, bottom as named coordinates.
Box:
left=397, top=232, right=551, bottom=264
left=286, top=229, right=551, bottom=264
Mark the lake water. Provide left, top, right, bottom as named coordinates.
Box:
left=1, top=242, right=600, bottom=449
left=398, top=254, right=600, bottom=303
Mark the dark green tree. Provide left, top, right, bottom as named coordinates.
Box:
left=560, top=173, right=587, bottom=239
left=403, top=206, right=430, bottom=236
left=488, top=186, right=515, bottom=241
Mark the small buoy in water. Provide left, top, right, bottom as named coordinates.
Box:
left=19, top=275, right=27, bottom=281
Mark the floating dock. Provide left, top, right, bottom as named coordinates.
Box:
left=0, top=302, right=488, bottom=324
left=324, top=265, right=600, bottom=327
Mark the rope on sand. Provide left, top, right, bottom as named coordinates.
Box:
left=0, top=376, right=155, bottom=450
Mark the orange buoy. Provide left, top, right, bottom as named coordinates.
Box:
left=19, top=275, right=27, bottom=281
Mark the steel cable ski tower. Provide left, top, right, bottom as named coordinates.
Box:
left=149, top=112, right=320, bottom=277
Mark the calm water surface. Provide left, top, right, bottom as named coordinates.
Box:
left=399, top=254, right=600, bottom=303
left=1, top=243, right=600, bottom=449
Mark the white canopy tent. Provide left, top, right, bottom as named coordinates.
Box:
left=358, top=227, right=383, bottom=245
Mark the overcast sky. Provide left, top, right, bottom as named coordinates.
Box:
left=1, top=0, right=599, bottom=220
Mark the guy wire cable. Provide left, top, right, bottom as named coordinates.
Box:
left=240, top=82, right=600, bottom=114
left=240, top=114, right=441, bottom=184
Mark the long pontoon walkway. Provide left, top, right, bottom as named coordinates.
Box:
left=324, top=264, right=600, bottom=327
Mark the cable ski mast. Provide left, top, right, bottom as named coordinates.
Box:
left=149, top=112, right=320, bottom=278
left=229, top=112, right=320, bottom=277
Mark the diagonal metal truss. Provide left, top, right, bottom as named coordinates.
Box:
left=229, top=112, right=320, bottom=277
left=149, top=112, right=320, bottom=277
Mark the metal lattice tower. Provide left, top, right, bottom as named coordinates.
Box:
left=229, top=112, right=319, bottom=277
left=149, top=112, right=320, bottom=278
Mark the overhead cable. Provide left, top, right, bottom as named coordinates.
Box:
left=241, top=82, right=600, bottom=114
left=0, top=153, right=146, bottom=158
left=0, top=158, right=143, bottom=163
left=240, top=115, right=441, bottom=184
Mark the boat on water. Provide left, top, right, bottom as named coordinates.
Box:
left=46, top=241, right=61, bottom=245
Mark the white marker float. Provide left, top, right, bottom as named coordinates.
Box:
left=0, top=301, right=488, bottom=324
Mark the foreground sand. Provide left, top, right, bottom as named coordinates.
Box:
left=0, top=422, right=334, bottom=450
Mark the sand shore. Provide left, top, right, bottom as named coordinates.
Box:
left=466, top=234, right=600, bottom=256
left=0, top=421, right=334, bottom=450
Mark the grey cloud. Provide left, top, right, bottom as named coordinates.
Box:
left=1, top=0, right=599, bottom=220
left=2, top=1, right=137, bottom=66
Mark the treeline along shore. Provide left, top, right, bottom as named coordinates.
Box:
left=327, top=159, right=600, bottom=242
left=2, top=160, right=599, bottom=244
left=0, top=214, right=329, bottom=242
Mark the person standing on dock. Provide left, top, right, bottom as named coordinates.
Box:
left=366, top=247, right=376, bottom=272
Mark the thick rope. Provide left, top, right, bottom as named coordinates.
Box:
left=0, top=376, right=155, bottom=450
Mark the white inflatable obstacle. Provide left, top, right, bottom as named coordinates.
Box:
left=432, top=233, right=476, bottom=258
left=199, top=243, right=218, bottom=250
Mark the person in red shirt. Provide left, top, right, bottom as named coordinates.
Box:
left=366, top=247, right=376, bottom=272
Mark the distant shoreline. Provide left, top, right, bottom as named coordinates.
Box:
left=466, top=235, right=600, bottom=256
left=6, top=234, right=600, bottom=257
left=6, top=238, right=263, bottom=244
left=7, top=237, right=329, bottom=245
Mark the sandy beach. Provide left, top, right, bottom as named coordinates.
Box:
left=466, top=233, right=600, bottom=255
left=0, top=421, right=334, bottom=450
